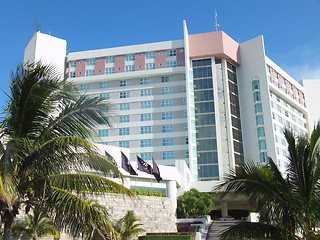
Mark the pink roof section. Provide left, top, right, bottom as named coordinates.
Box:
left=188, top=31, right=240, bottom=65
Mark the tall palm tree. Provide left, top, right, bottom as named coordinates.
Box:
left=114, top=210, right=145, bottom=240
left=214, top=124, right=320, bottom=240
left=12, top=209, right=60, bottom=240
left=0, top=62, right=133, bottom=240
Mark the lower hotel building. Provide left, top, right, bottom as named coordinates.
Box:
left=24, top=21, right=311, bottom=217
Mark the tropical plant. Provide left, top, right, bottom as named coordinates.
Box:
left=177, top=188, right=213, bottom=218
left=12, top=209, right=60, bottom=240
left=114, top=210, right=145, bottom=240
left=0, top=62, right=134, bottom=240
left=214, top=124, right=320, bottom=240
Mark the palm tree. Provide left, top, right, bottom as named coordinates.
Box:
left=0, top=62, right=134, bottom=240
left=114, top=210, right=145, bottom=240
left=12, top=209, right=60, bottom=240
left=214, top=124, right=320, bottom=240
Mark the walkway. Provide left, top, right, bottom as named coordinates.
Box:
left=206, top=220, right=241, bottom=240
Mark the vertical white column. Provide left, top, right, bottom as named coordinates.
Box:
left=166, top=180, right=177, bottom=215
left=221, top=201, right=228, bottom=217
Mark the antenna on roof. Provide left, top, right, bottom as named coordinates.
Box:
left=214, top=10, right=220, bottom=31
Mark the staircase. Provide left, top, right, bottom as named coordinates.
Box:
left=206, top=220, right=241, bottom=240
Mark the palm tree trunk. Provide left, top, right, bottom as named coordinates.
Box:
left=3, top=211, right=14, bottom=240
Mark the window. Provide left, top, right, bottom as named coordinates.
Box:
left=252, top=80, right=260, bottom=90
left=140, top=126, right=151, bottom=134
left=256, top=115, right=264, bottom=125
left=166, top=61, right=177, bottom=68
left=120, top=103, right=130, bottom=110
left=100, top=93, right=109, bottom=99
left=141, top=101, right=151, bottom=109
left=106, top=67, right=115, bottom=74
left=106, top=56, right=115, bottom=63
left=140, top=139, right=152, bottom=147
left=120, top=80, right=130, bottom=87
left=146, top=52, right=155, bottom=59
left=99, top=105, right=109, bottom=112
left=125, top=65, right=135, bottom=72
left=119, top=115, right=130, bottom=123
left=119, top=141, right=129, bottom=148
left=119, top=128, right=130, bottom=135
left=253, top=92, right=261, bottom=101
left=161, top=76, right=172, bottom=82
left=163, top=138, right=174, bottom=146
left=80, top=84, right=90, bottom=91
left=140, top=89, right=151, bottom=96
left=162, top=112, right=173, bottom=120
left=70, top=61, right=76, bottom=67
left=100, top=82, right=109, bottom=88
left=166, top=50, right=176, bottom=57
left=140, top=77, right=151, bottom=85
left=161, top=87, right=172, bottom=95
left=86, top=59, right=95, bottom=66
left=183, top=98, right=187, bottom=105
left=98, top=129, right=108, bottom=137
left=163, top=151, right=174, bottom=160
left=255, top=103, right=263, bottom=113
left=120, top=91, right=130, bottom=98
left=141, top=113, right=151, bottom=121
left=161, top=99, right=173, bottom=107
left=184, top=110, right=188, bottom=118
left=260, top=152, right=267, bottom=163
left=140, top=153, right=151, bottom=161
left=126, top=54, right=135, bottom=61
left=258, top=140, right=267, bottom=150
left=86, top=70, right=95, bottom=76
left=184, top=123, right=188, bottom=131
left=70, top=72, right=76, bottom=78
left=146, top=63, right=155, bottom=70
left=257, top=127, right=265, bottom=137
left=182, top=86, right=186, bottom=92
left=162, top=125, right=174, bottom=132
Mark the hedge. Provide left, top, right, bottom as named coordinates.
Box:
left=139, top=235, right=192, bottom=240
left=132, top=189, right=166, bottom=197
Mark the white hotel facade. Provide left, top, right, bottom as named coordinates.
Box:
left=24, top=21, right=312, bottom=188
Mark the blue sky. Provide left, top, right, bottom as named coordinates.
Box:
left=1, top=0, right=320, bottom=113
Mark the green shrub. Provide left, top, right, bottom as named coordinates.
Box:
left=132, top=189, right=166, bottom=197
left=139, top=235, right=192, bottom=240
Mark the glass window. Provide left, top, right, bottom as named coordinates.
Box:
left=120, top=91, right=130, bottom=98
left=141, top=101, right=151, bottom=109
left=162, top=125, right=174, bottom=132
left=166, top=50, right=176, bottom=57
left=256, top=115, right=264, bottom=125
left=99, top=105, right=109, bottom=112
left=119, top=128, right=130, bottom=135
left=140, top=139, right=152, bottom=147
left=140, top=77, right=151, bottom=85
left=86, top=59, right=95, bottom=66
left=126, top=54, right=135, bottom=61
left=140, top=89, right=151, bottom=96
left=140, top=126, right=151, bottom=134
left=162, top=112, right=173, bottom=120
left=259, top=140, right=267, bottom=150
left=125, top=65, right=135, bottom=72
left=163, top=138, right=174, bottom=146
left=119, top=115, right=130, bottom=123
left=252, top=80, right=260, bottom=90
left=166, top=61, right=177, bottom=68
left=98, top=129, right=108, bottom=137
left=70, top=61, right=76, bottom=67
left=255, top=103, right=263, bottom=113
left=141, top=113, right=151, bottom=121
left=140, top=153, right=151, bottom=161
left=120, top=80, right=130, bottom=87
left=161, top=87, right=172, bottom=95
left=163, top=151, right=174, bottom=160
left=146, top=63, right=155, bottom=70
left=120, top=103, right=130, bottom=110
left=184, top=123, right=188, bottom=131
left=146, top=52, right=155, bottom=59
left=106, top=56, right=115, bottom=63
left=257, top=127, right=265, bottom=137
left=119, top=141, right=129, bottom=148
left=161, top=76, right=172, bottom=82
left=260, top=152, right=267, bottom=163
left=100, top=93, right=109, bottom=99
left=86, top=70, right=95, bottom=76
left=100, top=82, right=109, bottom=88
left=253, top=92, right=261, bottom=101
left=106, top=67, right=115, bottom=74
left=70, top=72, right=76, bottom=78
left=161, top=99, right=173, bottom=107
left=80, top=84, right=90, bottom=91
